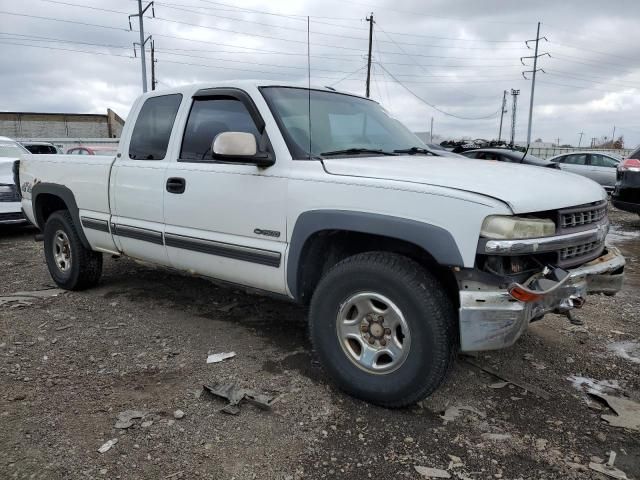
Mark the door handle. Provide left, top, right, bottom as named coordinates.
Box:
left=166, top=177, right=186, bottom=194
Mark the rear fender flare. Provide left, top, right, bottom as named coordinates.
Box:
left=31, top=183, right=91, bottom=249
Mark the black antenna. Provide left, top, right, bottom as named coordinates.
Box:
left=307, top=16, right=312, bottom=160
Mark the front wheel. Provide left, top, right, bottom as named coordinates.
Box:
left=43, top=210, right=103, bottom=290
left=309, top=252, right=456, bottom=408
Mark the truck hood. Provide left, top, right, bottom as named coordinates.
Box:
left=322, top=156, right=607, bottom=213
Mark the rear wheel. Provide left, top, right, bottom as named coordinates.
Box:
left=43, top=210, right=102, bottom=290
left=309, top=252, right=456, bottom=408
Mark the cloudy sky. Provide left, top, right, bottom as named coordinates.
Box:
left=1, top=0, right=640, bottom=147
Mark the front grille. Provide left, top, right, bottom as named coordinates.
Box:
left=0, top=184, right=20, bottom=202
left=560, top=203, right=607, bottom=229
left=561, top=241, right=602, bottom=261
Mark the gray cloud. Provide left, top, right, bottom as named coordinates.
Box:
left=0, top=0, right=638, bottom=147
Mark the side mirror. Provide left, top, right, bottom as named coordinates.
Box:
left=213, top=131, right=257, bottom=157
left=212, top=131, right=274, bottom=167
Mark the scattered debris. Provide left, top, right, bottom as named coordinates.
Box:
left=54, top=324, right=73, bottom=331
left=203, top=383, right=276, bottom=415
left=217, top=301, right=238, bottom=313
left=141, top=420, right=153, bottom=428
left=610, top=330, right=628, bottom=336
left=173, top=409, right=186, bottom=420
left=441, top=405, right=486, bottom=422
left=0, top=288, right=65, bottom=308
left=568, top=376, right=621, bottom=395
left=589, top=391, right=640, bottom=431
left=98, top=438, right=118, bottom=453
left=565, top=325, right=588, bottom=334
left=607, top=341, right=640, bottom=364
left=480, top=433, right=512, bottom=441
left=488, top=381, right=509, bottom=389
left=115, top=410, right=146, bottom=429
left=447, top=455, right=463, bottom=469
left=589, top=451, right=629, bottom=479
left=414, top=466, right=451, bottom=478
left=206, top=351, right=236, bottom=364
left=531, top=362, right=547, bottom=370
left=464, top=358, right=550, bottom=399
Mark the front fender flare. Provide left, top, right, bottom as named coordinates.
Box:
left=287, top=210, right=464, bottom=299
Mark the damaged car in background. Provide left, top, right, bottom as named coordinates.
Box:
left=612, top=147, right=640, bottom=215
left=0, top=136, right=28, bottom=225
left=19, top=82, right=625, bottom=407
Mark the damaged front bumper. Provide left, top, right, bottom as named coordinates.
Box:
left=458, top=247, right=625, bottom=352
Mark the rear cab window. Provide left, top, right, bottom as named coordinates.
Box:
left=129, top=94, right=183, bottom=160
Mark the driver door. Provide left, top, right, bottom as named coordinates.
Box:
left=162, top=89, right=288, bottom=294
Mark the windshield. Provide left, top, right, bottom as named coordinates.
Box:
left=0, top=141, right=29, bottom=158
left=261, top=87, right=426, bottom=159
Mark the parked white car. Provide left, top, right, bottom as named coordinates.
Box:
left=18, top=82, right=625, bottom=406
left=548, top=151, right=621, bottom=191
left=0, top=136, right=29, bottom=225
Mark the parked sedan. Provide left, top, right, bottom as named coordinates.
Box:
left=21, top=141, right=61, bottom=154
left=0, top=137, right=28, bottom=225
left=548, top=151, right=621, bottom=191
left=612, top=147, right=640, bottom=215
left=66, top=145, right=118, bottom=156
left=461, top=148, right=559, bottom=168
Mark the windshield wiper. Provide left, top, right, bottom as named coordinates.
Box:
left=319, top=148, right=397, bottom=157
left=393, top=146, right=436, bottom=155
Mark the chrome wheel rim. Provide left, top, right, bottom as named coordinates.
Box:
left=52, top=230, right=72, bottom=273
left=336, top=292, right=411, bottom=374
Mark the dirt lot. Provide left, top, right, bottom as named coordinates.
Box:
left=1, top=208, right=638, bottom=480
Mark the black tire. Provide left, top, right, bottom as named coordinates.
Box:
left=43, top=210, right=103, bottom=290
left=309, top=252, right=456, bottom=408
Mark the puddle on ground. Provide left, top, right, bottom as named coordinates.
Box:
left=608, top=340, right=640, bottom=364
left=607, top=226, right=640, bottom=246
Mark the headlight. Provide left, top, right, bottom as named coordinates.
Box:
left=481, top=215, right=555, bottom=239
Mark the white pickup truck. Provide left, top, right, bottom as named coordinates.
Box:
left=19, top=81, right=625, bottom=407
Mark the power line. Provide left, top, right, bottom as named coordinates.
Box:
left=548, top=40, right=640, bottom=63
left=375, top=63, right=502, bottom=120
left=0, top=10, right=129, bottom=31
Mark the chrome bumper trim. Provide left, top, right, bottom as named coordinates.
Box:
left=483, top=222, right=608, bottom=255
left=459, top=247, right=625, bottom=352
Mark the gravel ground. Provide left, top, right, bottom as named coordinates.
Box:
left=0, top=207, right=638, bottom=480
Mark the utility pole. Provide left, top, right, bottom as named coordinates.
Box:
left=578, top=131, right=584, bottom=147
left=129, top=0, right=155, bottom=93
left=151, top=39, right=157, bottom=91
left=365, top=13, right=374, bottom=98
left=556, top=137, right=560, bottom=147
left=498, top=90, right=508, bottom=142
left=510, top=89, right=520, bottom=147
left=429, top=117, right=434, bottom=143
left=521, top=22, right=549, bottom=146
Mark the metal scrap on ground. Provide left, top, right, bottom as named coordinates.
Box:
left=463, top=358, right=551, bottom=400
left=589, top=391, right=640, bottom=432
left=97, top=438, right=118, bottom=454
left=0, top=288, right=65, bottom=308
left=115, top=410, right=146, bottom=429
left=589, top=451, right=629, bottom=479
left=441, top=405, right=486, bottom=423
left=414, top=465, right=451, bottom=478
left=206, top=351, right=236, bottom=364
left=202, top=382, right=276, bottom=415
